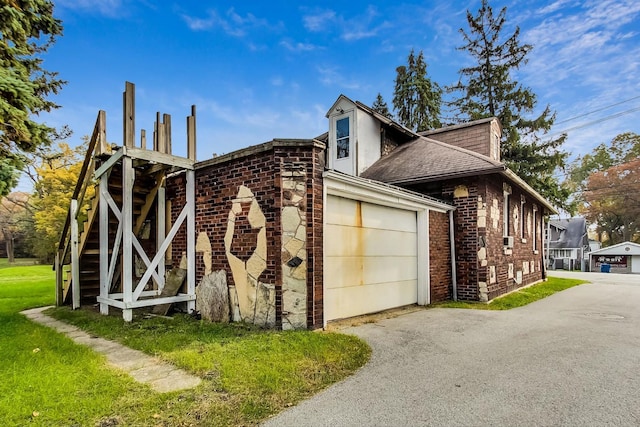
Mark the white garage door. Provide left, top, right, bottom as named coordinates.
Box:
left=325, top=195, right=418, bottom=321
left=632, top=256, right=640, bottom=273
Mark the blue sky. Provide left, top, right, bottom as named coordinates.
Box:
left=37, top=0, right=640, bottom=167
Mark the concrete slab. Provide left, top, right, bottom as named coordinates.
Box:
left=21, top=306, right=201, bottom=393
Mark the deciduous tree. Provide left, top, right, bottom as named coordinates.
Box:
left=29, top=141, right=91, bottom=261
left=450, top=0, right=570, bottom=210
left=392, top=49, right=442, bottom=131
left=581, top=158, right=640, bottom=245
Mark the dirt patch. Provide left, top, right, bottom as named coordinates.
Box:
left=323, top=305, right=426, bottom=331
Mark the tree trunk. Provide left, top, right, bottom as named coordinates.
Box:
left=5, top=229, right=14, bottom=263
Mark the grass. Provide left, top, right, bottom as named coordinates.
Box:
left=434, top=276, right=588, bottom=310
left=0, top=264, right=371, bottom=426
left=0, top=257, right=41, bottom=269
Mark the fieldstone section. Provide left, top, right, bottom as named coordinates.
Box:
left=281, top=164, right=308, bottom=330
left=20, top=306, right=201, bottom=393
left=196, top=270, right=230, bottom=322
left=224, top=185, right=275, bottom=327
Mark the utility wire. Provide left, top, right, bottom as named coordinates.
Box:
left=545, top=106, right=640, bottom=140
left=555, top=95, right=640, bottom=125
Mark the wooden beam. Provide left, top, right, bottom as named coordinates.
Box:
left=122, top=147, right=194, bottom=170
left=133, top=173, right=164, bottom=235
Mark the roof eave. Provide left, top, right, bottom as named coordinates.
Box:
left=501, top=169, right=558, bottom=214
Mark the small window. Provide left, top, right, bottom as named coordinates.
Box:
left=336, top=117, right=350, bottom=159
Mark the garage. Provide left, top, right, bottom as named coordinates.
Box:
left=589, top=241, right=640, bottom=274
left=325, top=196, right=419, bottom=321
left=323, top=171, right=455, bottom=323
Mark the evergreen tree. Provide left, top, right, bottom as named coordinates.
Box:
left=0, top=0, right=65, bottom=196
left=450, top=0, right=570, bottom=210
left=372, top=93, right=393, bottom=119
left=392, top=50, right=442, bottom=132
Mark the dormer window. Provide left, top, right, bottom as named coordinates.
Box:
left=336, top=117, right=350, bottom=158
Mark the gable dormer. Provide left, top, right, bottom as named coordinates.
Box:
left=327, top=95, right=418, bottom=176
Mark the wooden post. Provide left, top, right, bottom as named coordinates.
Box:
left=122, top=156, right=134, bottom=322
left=186, top=169, right=196, bottom=314
left=70, top=199, right=80, bottom=310
left=166, top=199, right=172, bottom=264
left=99, top=175, right=109, bottom=315
left=123, top=82, right=135, bottom=148
left=187, top=106, right=196, bottom=161
left=97, top=110, right=108, bottom=154
left=157, top=180, right=166, bottom=293
left=55, top=251, right=63, bottom=306
left=163, top=113, right=172, bottom=155
left=156, top=112, right=164, bottom=153
left=140, top=129, right=146, bottom=150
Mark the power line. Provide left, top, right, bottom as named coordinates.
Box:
left=555, top=95, right=640, bottom=125
left=545, top=106, right=640, bottom=139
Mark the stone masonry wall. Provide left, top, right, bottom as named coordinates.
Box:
left=167, top=140, right=324, bottom=329
left=477, top=177, right=544, bottom=301
left=429, top=211, right=452, bottom=302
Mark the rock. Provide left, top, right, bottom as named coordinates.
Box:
left=152, top=267, right=186, bottom=316
left=196, top=270, right=230, bottom=322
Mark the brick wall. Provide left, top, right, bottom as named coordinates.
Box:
left=442, top=179, right=479, bottom=301
left=429, top=211, right=452, bottom=302
left=477, top=177, right=544, bottom=300
left=166, top=140, right=324, bottom=329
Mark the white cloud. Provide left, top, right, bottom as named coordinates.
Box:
left=302, top=10, right=337, bottom=32
left=280, top=40, right=319, bottom=52
left=182, top=8, right=278, bottom=37
left=56, top=0, right=123, bottom=17
left=317, top=66, right=362, bottom=90
left=302, top=6, right=388, bottom=42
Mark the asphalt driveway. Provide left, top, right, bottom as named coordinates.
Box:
left=264, top=273, right=640, bottom=426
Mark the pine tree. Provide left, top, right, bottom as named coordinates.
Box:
left=0, top=0, right=65, bottom=197
left=392, top=50, right=442, bottom=132
left=450, top=0, right=570, bottom=210
left=372, top=93, right=393, bottom=119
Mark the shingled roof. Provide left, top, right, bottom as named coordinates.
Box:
left=360, top=135, right=506, bottom=185
left=360, top=134, right=557, bottom=213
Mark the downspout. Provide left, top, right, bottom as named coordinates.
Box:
left=545, top=217, right=551, bottom=279
left=449, top=209, right=458, bottom=301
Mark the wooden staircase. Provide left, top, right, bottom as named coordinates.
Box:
left=55, top=82, right=197, bottom=321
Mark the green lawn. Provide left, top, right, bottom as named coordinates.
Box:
left=0, top=264, right=370, bottom=426
left=434, top=276, right=588, bottom=310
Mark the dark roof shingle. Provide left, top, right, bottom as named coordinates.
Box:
left=361, top=136, right=505, bottom=185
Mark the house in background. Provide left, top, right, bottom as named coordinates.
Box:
left=547, top=217, right=591, bottom=271
left=590, top=241, right=640, bottom=273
